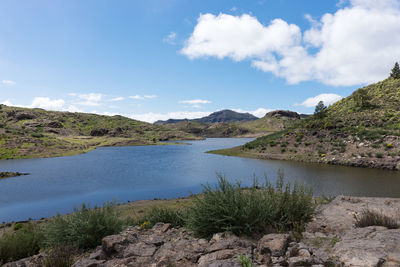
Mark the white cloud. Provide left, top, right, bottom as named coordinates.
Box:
left=179, top=99, right=211, bottom=104
left=144, top=95, right=157, bottom=99
left=2, top=80, right=16, bottom=86
left=66, top=105, right=83, bottom=113
left=182, top=0, right=400, bottom=86
left=295, top=93, right=343, bottom=108
left=182, top=14, right=301, bottom=61
left=70, top=93, right=104, bottom=106
left=29, top=97, right=65, bottom=110
left=110, top=97, right=125, bottom=102
left=129, top=111, right=212, bottom=123
left=163, top=32, right=178, bottom=45
left=129, top=95, right=157, bottom=100
left=179, top=99, right=212, bottom=108
left=1, top=99, right=13, bottom=105
left=233, top=108, right=273, bottom=118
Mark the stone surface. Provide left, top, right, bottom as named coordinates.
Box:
left=257, top=233, right=290, bottom=256
left=333, top=226, right=400, bottom=267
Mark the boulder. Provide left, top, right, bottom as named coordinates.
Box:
left=258, top=233, right=290, bottom=257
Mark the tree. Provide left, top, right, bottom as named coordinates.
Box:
left=391, top=62, right=400, bottom=79
left=314, top=101, right=327, bottom=117
left=354, top=88, right=371, bottom=109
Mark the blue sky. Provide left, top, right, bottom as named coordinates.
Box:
left=0, top=0, right=399, bottom=122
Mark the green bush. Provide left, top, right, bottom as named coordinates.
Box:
left=0, top=223, right=41, bottom=264
left=186, top=171, right=315, bottom=238
left=138, top=207, right=186, bottom=228
left=355, top=209, right=398, bottom=229
left=42, top=202, right=127, bottom=250
left=238, top=254, right=253, bottom=267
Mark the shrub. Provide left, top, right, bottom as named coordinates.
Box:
left=13, top=222, right=24, bottom=231
left=40, top=245, right=76, bottom=267
left=376, top=153, right=384, bottom=158
left=186, top=171, right=315, bottom=238
left=31, top=132, right=44, bottom=138
left=41, top=202, right=127, bottom=250
left=238, top=254, right=253, bottom=267
left=355, top=209, right=398, bottom=229
left=139, top=207, right=186, bottom=228
left=0, top=223, right=41, bottom=264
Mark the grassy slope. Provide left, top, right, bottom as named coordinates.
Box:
left=0, top=105, right=199, bottom=160
left=160, top=113, right=300, bottom=138
left=212, top=78, right=400, bottom=170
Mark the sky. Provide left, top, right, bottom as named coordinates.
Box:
left=0, top=0, right=399, bottom=123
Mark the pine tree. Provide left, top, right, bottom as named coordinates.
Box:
left=391, top=62, right=400, bottom=79
left=314, top=101, right=327, bottom=115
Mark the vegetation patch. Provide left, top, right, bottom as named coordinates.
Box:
left=185, top=171, right=315, bottom=238
left=41, top=202, right=129, bottom=250
left=355, top=209, right=399, bottom=229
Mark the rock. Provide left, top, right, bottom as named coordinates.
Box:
left=258, top=233, right=290, bottom=257
left=198, top=249, right=244, bottom=266
left=72, top=258, right=105, bottom=267
left=265, top=110, right=300, bottom=119
left=287, top=256, right=315, bottom=266
left=89, top=249, right=107, bottom=260
left=90, top=128, right=109, bottom=136
left=298, top=248, right=311, bottom=257
left=46, top=121, right=63, bottom=128
left=102, top=234, right=129, bottom=255
left=152, top=222, right=172, bottom=234
left=16, top=112, right=35, bottom=121
left=123, top=242, right=157, bottom=257
left=333, top=226, right=400, bottom=267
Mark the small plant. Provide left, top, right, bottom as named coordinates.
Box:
left=386, top=143, right=393, bottom=149
left=375, top=153, right=384, bottom=158
left=238, top=255, right=253, bottom=267
left=0, top=223, right=41, bottom=264
left=40, top=245, right=76, bottom=267
left=42, top=202, right=127, bottom=249
left=355, top=209, right=399, bottom=229
left=139, top=221, right=151, bottom=230
left=13, top=222, right=24, bottom=231
left=139, top=206, right=186, bottom=228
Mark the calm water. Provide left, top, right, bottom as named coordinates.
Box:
left=0, top=138, right=399, bottom=222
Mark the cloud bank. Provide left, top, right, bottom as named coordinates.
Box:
left=295, top=93, right=343, bottom=107
left=182, top=0, right=400, bottom=86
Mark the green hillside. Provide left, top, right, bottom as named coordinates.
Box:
left=0, top=105, right=198, bottom=159
left=212, top=78, right=400, bottom=170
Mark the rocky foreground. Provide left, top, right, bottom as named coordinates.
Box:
left=7, top=196, right=400, bottom=267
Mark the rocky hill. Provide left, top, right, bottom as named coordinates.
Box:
left=0, top=105, right=198, bottom=160
left=157, top=110, right=303, bottom=138
left=155, top=109, right=258, bottom=125
left=212, top=78, right=400, bottom=170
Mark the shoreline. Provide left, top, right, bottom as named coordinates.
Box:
left=209, top=145, right=400, bottom=171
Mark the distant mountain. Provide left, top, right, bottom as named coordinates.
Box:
left=155, top=109, right=303, bottom=138
left=154, top=109, right=258, bottom=124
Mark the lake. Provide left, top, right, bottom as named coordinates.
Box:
left=0, top=138, right=399, bottom=222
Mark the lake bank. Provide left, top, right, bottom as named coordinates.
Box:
left=5, top=195, right=400, bottom=267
